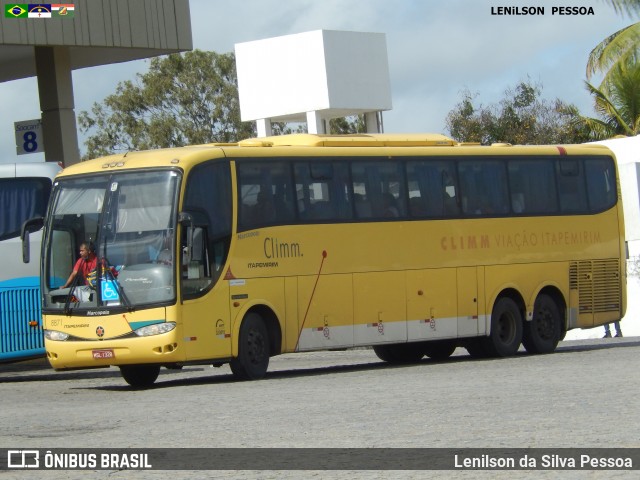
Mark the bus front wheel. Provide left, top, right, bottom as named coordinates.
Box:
left=422, top=340, right=457, bottom=360
left=464, top=339, right=489, bottom=358
left=484, top=297, right=523, bottom=357
left=120, top=365, right=160, bottom=388
left=230, top=313, right=270, bottom=380
left=522, top=294, right=561, bottom=354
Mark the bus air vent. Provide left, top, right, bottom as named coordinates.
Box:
left=569, top=259, right=621, bottom=315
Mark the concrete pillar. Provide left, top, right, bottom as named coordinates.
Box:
left=35, top=46, right=80, bottom=166
left=306, top=111, right=326, bottom=134
left=364, top=111, right=382, bottom=133
left=256, top=118, right=272, bottom=137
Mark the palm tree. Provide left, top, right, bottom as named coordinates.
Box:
left=586, top=0, right=640, bottom=84
left=580, top=60, right=640, bottom=138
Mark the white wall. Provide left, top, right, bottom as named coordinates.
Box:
left=235, top=30, right=392, bottom=123
left=594, top=136, right=640, bottom=249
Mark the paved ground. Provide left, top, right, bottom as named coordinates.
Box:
left=1, top=337, right=639, bottom=479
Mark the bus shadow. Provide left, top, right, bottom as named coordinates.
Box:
left=84, top=355, right=474, bottom=391
left=0, top=367, right=123, bottom=383
left=555, top=338, right=640, bottom=353
left=10, top=338, right=639, bottom=389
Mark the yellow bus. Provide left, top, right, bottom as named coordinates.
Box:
left=30, top=134, right=626, bottom=387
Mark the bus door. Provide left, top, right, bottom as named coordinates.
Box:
left=180, top=226, right=232, bottom=360
left=457, top=266, right=479, bottom=337
left=179, top=160, right=233, bottom=360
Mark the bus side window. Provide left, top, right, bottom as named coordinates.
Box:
left=458, top=160, right=508, bottom=216
left=585, top=158, right=616, bottom=212
left=294, top=162, right=352, bottom=222
left=557, top=159, right=588, bottom=213
left=238, top=162, right=295, bottom=229
left=508, top=159, right=557, bottom=214
left=354, top=193, right=373, bottom=218
left=511, top=193, right=525, bottom=213
left=406, top=160, right=458, bottom=218
left=0, top=177, right=51, bottom=241
left=351, top=161, right=406, bottom=220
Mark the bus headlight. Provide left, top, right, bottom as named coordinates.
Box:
left=44, top=330, right=69, bottom=341
left=134, top=322, right=176, bottom=337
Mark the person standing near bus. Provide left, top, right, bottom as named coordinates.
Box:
left=603, top=321, right=623, bottom=338
left=62, top=242, right=97, bottom=288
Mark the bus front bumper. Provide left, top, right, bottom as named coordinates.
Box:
left=44, top=334, right=184, bottom=370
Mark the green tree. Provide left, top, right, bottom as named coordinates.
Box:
left=445, top=80, right=590, bottom=145
left=586, top=0, right=640, bottom=85
left=78, top=50, right=255, bottom=159
left=273, top=115, right=367, bottom=135
left=329, top=115, right=366, bottom=134
left=577, top=60, right=640, bottom=138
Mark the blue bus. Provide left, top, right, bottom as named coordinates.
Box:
left=0, top=162, right=60, bottom=362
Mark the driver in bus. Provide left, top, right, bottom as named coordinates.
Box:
left=62, top=241, right=98, bottom=288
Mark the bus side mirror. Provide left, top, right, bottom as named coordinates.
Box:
left=20, top=217, right=44, bottom=263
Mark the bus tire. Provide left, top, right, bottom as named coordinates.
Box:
left=522, top=294, right=561, bottom=354
left=464, top=339, right=489, bottom=358
left=372, top=344, right=396, bottom=362
left=120, top=365, right=160, bottom=388
left=484, top=297, right=523, bottom=357
left=230, top=313, right=270, bottom=380
left=422, top=340, right=457, bottom=360
left=373, top=344, right=424, bottom=363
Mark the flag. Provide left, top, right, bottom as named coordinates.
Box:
left=27, top=4, right=52, bottom=18
left=5, top=4, right=28, bottom=18
left=52, top=3, right=74, bottom=17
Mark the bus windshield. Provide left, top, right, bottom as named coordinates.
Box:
left=43, top=169, right=181, bottom=311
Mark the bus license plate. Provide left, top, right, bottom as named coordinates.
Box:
left=92, top=349, right=114, bottom=359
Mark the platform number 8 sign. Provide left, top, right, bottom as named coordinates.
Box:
left=14, top=119, right=44, bottom=155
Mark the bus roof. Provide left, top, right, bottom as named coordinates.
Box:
left=237, top=133, right=457, bottom=147
left=0, top=161, right=62, bottom=179
left=57, top=134, right=616, bottom=178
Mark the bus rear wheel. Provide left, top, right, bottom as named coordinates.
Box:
left=120, top=365, right=160, bottom=388
left=522, top=294, right=561, bottom=354
left=483, top=297, right=523, bottom=357
left=373, top=343, right=424, bottom=363
left=230, top=313, right=270, bottom=380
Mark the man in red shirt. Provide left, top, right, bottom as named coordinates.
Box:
left=62, top=242, right=97, bottom=288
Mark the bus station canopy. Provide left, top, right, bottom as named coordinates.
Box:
left=0, top=0, right=192, bottom=82
left=0, top=0, right=192, bottom=166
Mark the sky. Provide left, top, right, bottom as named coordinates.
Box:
left=0, top=0, right=634, bottom=163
